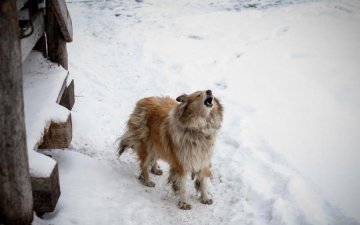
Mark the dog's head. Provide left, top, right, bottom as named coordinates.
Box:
left=175, top=90, right=223, bottom=129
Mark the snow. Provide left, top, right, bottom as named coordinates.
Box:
left=23, top=51, right=69, bottom=177
left=23, top=51, right=70, bottom=151
left=34, top=0, right=360, bottom=224
left=27, top=151, right=57, bottom=178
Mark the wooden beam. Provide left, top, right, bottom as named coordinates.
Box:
left=32, top=163, right=61, bottom=215
left=46, top=0, right=68, bottom=69
left=51, top=0, right=73, bottom=42
left=16, top=0, right=28, bottom=11
left=56, top=72, right=68, bottom=103
left=0, top=0, right=34, bottom=224
left=38, top=113, right=72, bottom=149
left=21, top=11, right=45, bottom=62
left=60, top=79, right=75, bottom=110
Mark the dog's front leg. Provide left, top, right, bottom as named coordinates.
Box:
left=176, top=175, right=192, bottom=210
left=169, top=168, right=191, bottom=209
left=195, top=169, right=213, bottom=205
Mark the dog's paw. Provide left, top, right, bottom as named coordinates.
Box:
left=145, top=181, right=155, bottom=187
left=139, top=174, right=155, bottom=187
left=178, top=201, right=192, bottom=210
left=200, top=198, right=213, bottom=205
left=151, top=167, right=163, bottom=176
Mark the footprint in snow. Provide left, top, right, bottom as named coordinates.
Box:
left=222, top=136, right=240, bottom=149
left=188, top=35, right=203, bottom=40
left=274, top=26, right=289, bottom=37
left=335, top=5, right=352, bottom=13
left=235, top=53, right=243, bottom=59
left=215, top=80, right=227, bottom=90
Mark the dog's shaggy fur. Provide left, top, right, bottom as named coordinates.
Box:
left=118, top=90, right=223, bottom=209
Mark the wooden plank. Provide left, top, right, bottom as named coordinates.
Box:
left=56, top=72, right=68, bottom=103
left=46, top=0, right=68, bottom=69
left=0, top=0, right=34, bottom=224
left=60, top=79, right=75, bottom=110
left=38, top=113, right=72, bottom=149
left=17, top=0, right=28, bottom=11
left=32, top=163, right=61, bottom=215
left=51, top=0, right=73, bottom=42
left=20, top=11, right=45, bottom=62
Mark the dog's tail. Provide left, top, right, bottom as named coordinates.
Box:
left=117, top=100, right=150, bottom=157
left=117, top=126, right=148, bottom=157
left=117, top=131, right=133, bottom=157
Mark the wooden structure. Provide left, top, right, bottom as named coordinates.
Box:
left=0, top=0, right=73, bottom=223
left=0, top=1, right=34, bottom=224
left=31, top=164, right=61, bottom=214
left=39, top=115, right=73, bottom=149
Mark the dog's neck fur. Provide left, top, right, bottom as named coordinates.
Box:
left=167, top=100, right=223, bottom=172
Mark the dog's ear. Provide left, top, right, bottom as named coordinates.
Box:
left=176, top=94, right=187, bottom=103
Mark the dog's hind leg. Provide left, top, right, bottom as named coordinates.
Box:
left=194, top=167, right=213, bottom=205
left=137, top=143, right=155, bottom=187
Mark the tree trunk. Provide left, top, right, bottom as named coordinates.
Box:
left=0, top=0, right=34, bottom=224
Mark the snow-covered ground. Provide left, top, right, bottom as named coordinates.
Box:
left=23, top=51, right=69, bottom=178
left=34, top=0, right=360, bottom=224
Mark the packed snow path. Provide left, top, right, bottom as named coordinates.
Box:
left=34, top=0, right=360, bottom=224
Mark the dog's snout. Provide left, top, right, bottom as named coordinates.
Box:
left=204, top=90, right=213, bottom=107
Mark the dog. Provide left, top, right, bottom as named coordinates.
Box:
left=118, top=90, right=223, bottom=209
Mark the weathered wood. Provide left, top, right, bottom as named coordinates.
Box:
left=50, top=0, right=73, bottom=42
left=32, top=163, right=61, bottom=214
left=0, top=0, right=34, bottom=224
left=46, top=0, right=68, bottom=69
left=21, top=11, right=45, bottom=62
left=16, top=0, right=28, bottom=11
left=60, top=79, right=75, bottom=110
left=38, top=113, right=72, bottom=149
left=56, top=73, right=68, bottom=104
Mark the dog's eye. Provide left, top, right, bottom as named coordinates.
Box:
left=197, top=94, right=201, bottom=98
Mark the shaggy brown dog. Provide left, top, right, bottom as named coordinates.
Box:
left=118, top=90, right=223, bottom=209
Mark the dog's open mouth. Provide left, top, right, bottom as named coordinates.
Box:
left=204, top=97, right=213, bottom=107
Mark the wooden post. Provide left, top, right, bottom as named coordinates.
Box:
left=0, top=0, right=34, bottom=224
left=46, top=0, right=68, bottom=69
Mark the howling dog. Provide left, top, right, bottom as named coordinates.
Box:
left=118, top=90, right=223, bottom=209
